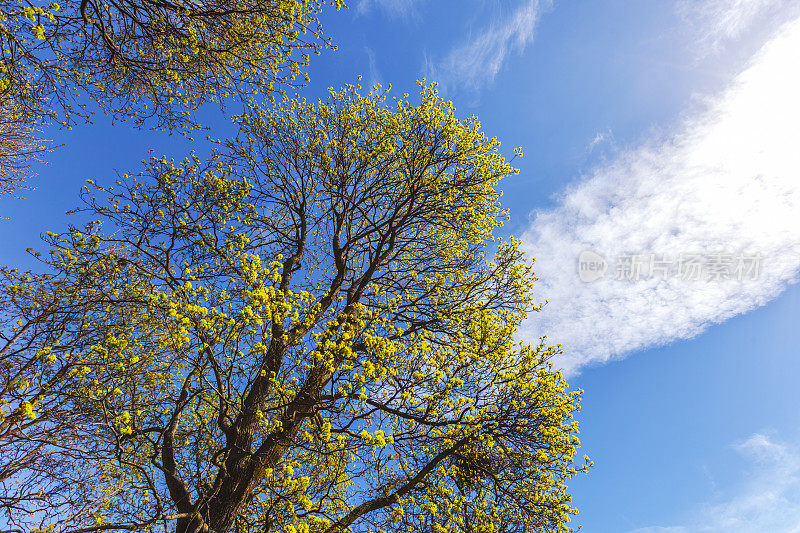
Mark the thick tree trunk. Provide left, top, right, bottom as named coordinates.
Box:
left=174, top=515, right=212, bottom=533
left=171, top=318, right=349, bottom=533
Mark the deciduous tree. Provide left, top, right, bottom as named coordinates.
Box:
left=0, top=0, right=340, bottom=129
left=0, top=101, right=46, bottom=196
left=0, top=263, right=157, bottom=528
left=2, top=84, right=589, bottom=533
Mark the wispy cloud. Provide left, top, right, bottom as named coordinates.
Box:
left=357, top=0, right=424, bottom=18
left=364, top=46, right=383, bottom=89
left=678, top=0, right=800, bottom=55
left=424, top=0, right=546, bottom=95
left=588, top=129, right=613, bottom=153
left=520, top=15, right=800, bottom=375
left=630, top=434, right=800, bottom=533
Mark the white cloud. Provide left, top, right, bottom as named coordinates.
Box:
left=588, top=129, right=613, bottom=152
left=519, top=15, right=800, bottom=375
left=678, top=0, right=798, bottom=53
left=630, top=434, right=800, bottom=533
left=364, top=46, right=383, bottom=89
left=631, top=526, right=688, bottom=533
left=424, top=1, right=546, bottom=94
left=357, top=0, right=424, bottom=17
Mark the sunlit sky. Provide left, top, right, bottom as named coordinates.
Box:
left=2, top=1, right=800, bottom=531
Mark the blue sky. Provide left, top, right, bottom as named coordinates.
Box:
left=2, top=1, right=800, bottom=531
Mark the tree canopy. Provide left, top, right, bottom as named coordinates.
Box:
left=0, top=84, right=588, bottom=533
left=0, top=0, right=340, bottom=129
left=0, top=101, right=46, bottom=196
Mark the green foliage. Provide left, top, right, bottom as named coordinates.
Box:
left=0, top=100, right=46, bottom=196
left=0, top=84, right=589, bottom=533
left=0, top=0, right=341, bottom=129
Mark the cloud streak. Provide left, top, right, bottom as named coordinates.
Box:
left=364, top=46, right=382, bottom=88
left=424, top=1, right=545, bottom=95
left=630, top=434, right=800, bottom=533
left=520, top=15, right=800, bottom=375
left=357, top=0, right=424, bottom=18
left=679, top=0, right=798, bottom=54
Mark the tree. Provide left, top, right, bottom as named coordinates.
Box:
left=0, top=267, right=150, bottom=528
left=2, top=84, right=588, bottom=533
left=0, top=101, right=46, bottom=196
left=0, top=0, right=340, bottom=129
